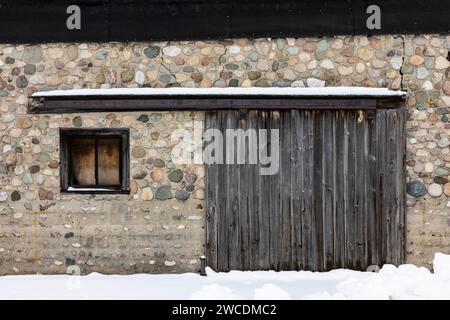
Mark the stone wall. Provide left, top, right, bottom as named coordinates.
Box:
left=0, top=35, right=449, bottom=274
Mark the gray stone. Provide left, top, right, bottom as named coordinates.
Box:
left=16, top=75, right=28, bottom=88
left=72, top=116, right=82, bottom=127
left=144, top=46, right=160, bottom=58
left=96, top=50, right=108, bottom=60
left=0, top=192, right=8, bottom=202
left=149, top=113, right=162, bottom=122
left=23, top=46, right=43, bottom=63
left=406, top=180, right=427, bottom=197
left=185, top=172, right=198, bottom=184
left=0, top=164, right=7, bottom=174
left=24, top=64, right=36, bottom=75
left=437, top=137, right=450, bottom=148
left=155, top=186, right=173, bottom=200
left=37, top=152, right=52, bottom=163
left=225, top=63, right=239, bottom=70
left=175, top=189, right=190, bottom=201
left=11, top=191, right=21, bottom=201
left=168, top=169, right=184, bottom=183
left=23, top=173, right=33, bottom=185
left=5, top=56, right=15, bottom=64
left=137, top=114, right=149, bottom=123
left=131, top=166, right=148, bottom=179
left=435, top=167, right=450, bottom=177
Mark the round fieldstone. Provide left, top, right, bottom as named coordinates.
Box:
left=444, top=183, right=450, bottom=197
left=435, top=167, right=450, bottom=177
left=0, top=192, right=8, bottom=202
left=16, top=117, right=33, bottom=129
left=29, top=165, right=40, bottom=174
left=154, top=159, right=165, bottom=168
left=163, top=46, right=181, bottom=57
left=96, top=50, right=108, bottom=60
left=248, top=71, right=262, bottom=80
left=0, top=164, right=7, bottom=174
left=185, top=184, right=195, bottom=192
left=72, top=116, right=82, bottom=127
left=185, top=172, right=197, bottom=184
left=434, top=176, right=448, bottom=185
left=168, top=169, right=183, bottom=183
left=144, top=46, right=160, bottom=58
left=130, top=180, right=138, bottom=193
left=409, top=55, right=424, bottom=65
left=150, top=169, right=164, bottom=182
left=155, top=186, right=173, bottom=200
left=12, top=67, right=21, bottom=76
left=131, top=166, right=147, bottom=179
left=191, top=73, right=203, bottom=82
left=11, top=191, right=21, bottom=201
left=6, top=152, right=17, bottom=166
left=23, top=46, right=43, bottom=63
left=443, top=80, right=450, bottom=96
left=38, top=189, right=53, bottom=200
left=229, top=79, right=239, bottom=87
left=23, top=173, right=33, bottom=184
left=137, top=114, right=149, bottom=123
left=121, top=69, right=135, bottom=83
left=5, top=57, right=15, bottom=64
left=406, top=180, right=427, bottom=197
left=131, top=146, right=146, bottom=158
left=66, top=45, right=79, bottom=61
left=149, top=113, right=162, bottom=122
left=37, top=152, right=51, bottom=163
left=48, top=160, right=60, bottom=169
left=142, top=187, right=154, bottom=201
left=438, top=137, right=450, bottom=148
left=428, top=183, right=443, bottom=197
left=175, top=189, right=190, bottom=201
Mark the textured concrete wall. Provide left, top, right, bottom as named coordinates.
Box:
left=0, top=35, right=449, bottom=274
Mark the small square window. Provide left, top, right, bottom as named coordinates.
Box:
left=60, top=129, right=130, bottom=193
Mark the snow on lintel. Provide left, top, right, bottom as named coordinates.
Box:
left=31, top=87, right=406, bottom=98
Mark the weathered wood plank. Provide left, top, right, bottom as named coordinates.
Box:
left=205, top=105, right=406, bottom=272
left=205, top=111, right=218, bottom=270
left=322, top=111, right=335, bottom=270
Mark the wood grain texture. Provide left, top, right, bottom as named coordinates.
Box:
left=206, top=106, right=406, bottom=272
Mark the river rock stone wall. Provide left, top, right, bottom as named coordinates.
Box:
left=0, top=35, right=449, bottom=274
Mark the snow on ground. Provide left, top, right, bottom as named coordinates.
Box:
left=0, top=253, right=449, bottom=300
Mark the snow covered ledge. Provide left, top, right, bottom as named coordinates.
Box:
left=29, top=87, right=406, bottom=114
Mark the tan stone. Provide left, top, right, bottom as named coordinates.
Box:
left=444, top=183, right=450, bottom=197
left=46, top=75, right=62, bottom=86
left=142, top=187, right=154, bottom=201
left=66, top=45, right=79, bottom=60
left=130, top=180, right=138, bottom=194
left=357, top=48, right=373, bottom=61
left=435, top=56, right=450, bottom=69
left=48, top=47, right=64, bottom=59
left=16, top=117, right=33, bottom=129
left=338, top=65, right=353, bottom=76
left=150, top=169, right=164, bottom=182
left=409, top=55, right=424, bottom=65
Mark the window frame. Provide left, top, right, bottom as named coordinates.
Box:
left=60, top=128, right=130, bottom=194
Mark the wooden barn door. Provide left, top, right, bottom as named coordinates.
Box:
left=205, top=107, right=406, bottom=272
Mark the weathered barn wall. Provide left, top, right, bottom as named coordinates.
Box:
left=0, top=35, right=449, bottom=274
